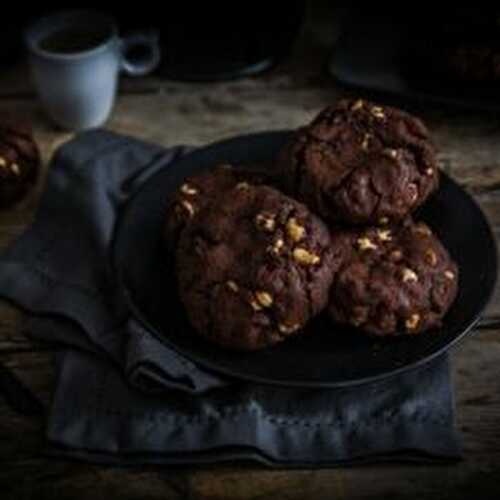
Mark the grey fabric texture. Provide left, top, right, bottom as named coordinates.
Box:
left=0, top=130, right=462, bottom=465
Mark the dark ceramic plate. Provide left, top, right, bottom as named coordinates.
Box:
left=112, top=131, right=497, bottom=388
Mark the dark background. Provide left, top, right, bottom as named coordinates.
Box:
left=0, top=3, right=307, bottom=80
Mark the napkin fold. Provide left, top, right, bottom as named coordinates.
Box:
left=0, top=130, right=462, bottom=465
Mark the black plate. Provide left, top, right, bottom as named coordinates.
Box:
left=112, top=131, right=497, bottom=388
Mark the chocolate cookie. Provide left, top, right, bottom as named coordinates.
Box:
left=278, top=99, right=438, bottom=225
left=176, top=184, right=335, bottom=350
left=164, top=164, right=269, bottom=252
left=0, top=119, right=40, bottom=209
left=328, top=220, right=458, bottom=336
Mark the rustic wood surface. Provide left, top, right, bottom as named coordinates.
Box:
left=2, top=6, right=500, bottom=500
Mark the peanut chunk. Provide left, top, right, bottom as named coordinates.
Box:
left=444, top=270, right=455, bottom=280
left=405, top=313, right=420, bottom=330
left=425, top=249, right=437, bottom=266
left=255, top=213, right=276, bottom=232
left=255, top=290, right=273, bottom=308
left=371, top=106, right=385, bottom=119
left=357, top=237, right=377, bottom=251
left=377, top=229, right=392, bottom=242
left=180, top=183, right=198, bottom=195
left=249, top=299, right=262, bottom=312
left=351, top=99, right=364, bottom=111
left=180, top=200, right=195, bottom=217
left=402, top=268, right=418, bottom=283
left=293, top=247, right=320, bottom=265
left=384, top=148, right=398, bottom=159
left=286, top=217, right=305, bottom=242
left=226, top=281, right=239, bottom=292
left=268, top=238, right=284, bottom=256
left=278, top=322, right=301, bottom=334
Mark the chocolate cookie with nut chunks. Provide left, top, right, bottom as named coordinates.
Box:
left=0, top=118, right=40, bottom=208
left=164, top=164, right=270, bottom=253
left=176, top=184, right=336, bottom=350
left=278, top=99, right=439, bottom=225
left=328, top=220, right=458, bottom=336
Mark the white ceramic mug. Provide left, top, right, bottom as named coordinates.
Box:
left=25, top=10, right=161, bottom=130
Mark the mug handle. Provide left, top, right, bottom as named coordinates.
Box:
left=120, top=30, right=161, bottom=76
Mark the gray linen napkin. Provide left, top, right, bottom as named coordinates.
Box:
left=0, top=130, right=462, bottom=465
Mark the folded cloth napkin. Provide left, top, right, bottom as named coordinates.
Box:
left=0, top=130, right=462, bottom=465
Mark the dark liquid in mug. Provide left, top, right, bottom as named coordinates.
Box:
left=39, top=26, right=110, bottom=54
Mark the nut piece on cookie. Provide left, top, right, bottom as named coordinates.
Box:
left=268, top=238, right=284, bottom=256
left=425, top=248, right=438, bottom=266
left=226, top=280, right=239, bottom=292
left=278, top=322, right=301, bottom=334
left=293, top=247, right=321, bottom=265
left=405, top=313, right=420, bottom=331
left=180, top=199, right=195, bottom=217
left=255, top=212, right=276, bottom=232
left=402, top=267, right=418, bottom=283
left=371, top=105, right=386, bottom=119
left=255, top=290, right=273, bottom=308
left=377, top=229, right=392, bottom=242
left=351, top=99, right=364, bottom=111
left=180, top=183, right=198, bottom=196
left=286, top=217, right=306, bottom=242
left=357, top=237, right=377, bottom=251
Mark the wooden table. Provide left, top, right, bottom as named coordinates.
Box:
left=2, top=7, right=500, bottom=500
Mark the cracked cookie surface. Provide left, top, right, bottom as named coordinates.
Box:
left=278, top=98, right=439, bottom=225
left=327, top=220, right=458, bottom=336
left=176, top=184, right=336, bottom=350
